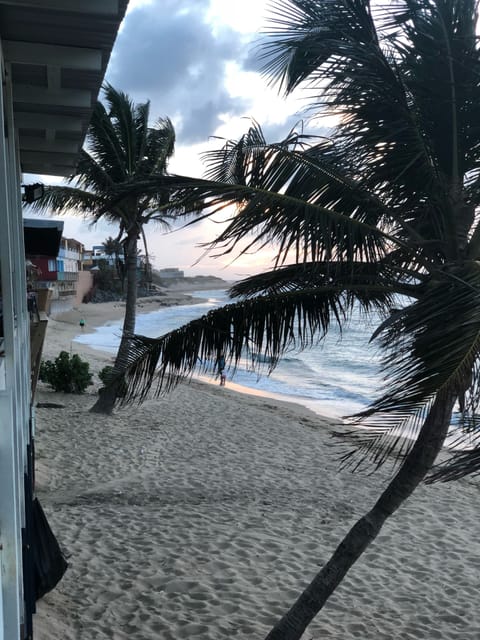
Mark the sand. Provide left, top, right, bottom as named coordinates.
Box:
left=33, top=295, right=480, bottom=639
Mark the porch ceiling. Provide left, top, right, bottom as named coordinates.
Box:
left=0, top=0, right=128, bottom=177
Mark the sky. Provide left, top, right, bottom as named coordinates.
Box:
left=29, top=0, right=322, bottom=279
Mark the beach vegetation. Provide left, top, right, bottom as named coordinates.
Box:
left=88, top=259, right=124, bottom=303
left=98, top=365, right=127, bottom=397
left=102, top=236, right=125, bottom=287
left=74, top=1, right=480, bottom=638
left=29, top=84, right=179, bottom=414
left=39, top=351, right=93, bottom=394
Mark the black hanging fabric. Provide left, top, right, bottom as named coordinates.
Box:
left=23, top=442, right=36, bottom=639
left=31, top=498, right=68, bottom=600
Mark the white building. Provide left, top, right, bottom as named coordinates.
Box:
left=158, top=267, right=185, bottom=279
left=0, top=3, right=126, bottom=638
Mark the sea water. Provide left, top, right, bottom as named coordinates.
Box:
left=74, top=289, right=383, bottom=418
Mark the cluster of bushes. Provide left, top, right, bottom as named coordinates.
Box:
left=39, top=351, right=93, bottom=393
left=39, top=352, right=123, bottom=396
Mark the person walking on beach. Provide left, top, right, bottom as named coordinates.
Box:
left=217, top=352, right=226, bottom=386
left=79, top=318, right=85, bottom=331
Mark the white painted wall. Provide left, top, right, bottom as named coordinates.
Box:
left=0, top=44, right=31, bottom=640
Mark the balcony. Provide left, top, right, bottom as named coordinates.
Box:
left=57, top=271, right=79, bottom=282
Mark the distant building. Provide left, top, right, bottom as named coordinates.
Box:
left=84, top=244, right=151, bottom=286
left=158, top=267, right=184, bottom=279
left=23, top=218, right=64, bottom=285
left=23, top=220, right=89, bottom=312
left=82, top=248, right=94, bottom=269
left=90, top=244, right=117, bottom=268
left=57, top=237, right=84, bottom=297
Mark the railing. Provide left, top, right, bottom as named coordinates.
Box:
left=56, top=272, right=79, bottom=282
left=58, top=250, right=81, bottom=261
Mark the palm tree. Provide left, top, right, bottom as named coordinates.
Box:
left=31, top=84, right=177, bottom=414
left=102, top=235, right=125, bottom=285
left=99, top=1, right=480, bottom=637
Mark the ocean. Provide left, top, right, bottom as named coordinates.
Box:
left=74, top=289, right=384, bottom=418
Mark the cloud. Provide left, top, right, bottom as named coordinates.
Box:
left=107, top=0, right=251, bottom=144
left=22, top=2, right=330, bottom=279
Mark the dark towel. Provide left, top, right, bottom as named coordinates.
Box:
left=32, top=498, right=68, bottom=600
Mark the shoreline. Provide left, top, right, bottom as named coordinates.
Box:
left=47, top=294, right=468, bottom=439
left=43, top=292, right=211, bottom=377
left=50, top=292, right=340, bottom=422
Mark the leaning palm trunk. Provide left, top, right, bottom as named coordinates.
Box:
left=90, top=232, right=138, bottom=414
left=265, top=388, right=456, bottom=640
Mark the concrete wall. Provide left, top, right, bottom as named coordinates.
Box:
left=75, top=271, right=93, bottom=306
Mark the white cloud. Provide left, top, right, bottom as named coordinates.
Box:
left=206, top=0, right=268, bottom=34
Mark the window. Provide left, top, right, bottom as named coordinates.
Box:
left=48, top=260, right=56, bottom=271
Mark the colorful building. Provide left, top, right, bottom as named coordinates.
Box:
left=24, top=221, right=90, bottom=313
left=23, top=218, right=64, bottom=283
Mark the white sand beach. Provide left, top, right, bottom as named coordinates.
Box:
left=33, top=296, right=480, bottom=639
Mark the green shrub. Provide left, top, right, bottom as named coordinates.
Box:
left=98, top=365, right=127, bottom=397
left=98, top=365, right=114, bottom=387
left=39, top=351, right=93, bottom=393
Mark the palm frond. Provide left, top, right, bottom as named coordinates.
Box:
left=85, top=97, right=128, bottom=183
left=260, top=0, right=438, bottom=198
left=370, top=266, right=480, bottom=412
left=139, top=121, right=453, bottom=269
left=73, top=149, right=116, bottom=194
left=115, top=287, right=382, bottom=406
left=260, top=0, right=480, bottom=250
left=260, top=0, right=380, bottom=94
left=201, top=122, right=390, bottom=231
left=229, top=260, right=409, bottom=305
left=32, top=85, right=179, bottom=233
left=134, top=100, right=150, bottom=163
left=105, top=120, right=419, bottom=268
left=335, top=401, right=433, bottom=474
left=427, top=353, right=480, bottom=481
left=28, top=184, right=101, bottom=215
left=427, top=443, right=480, bottom=482
left=147, top=117, right=176, bottom=175
left=203, top=120, right=264, bottom=185
left=102, top=82, right=149, bottom=177
left=113, top=169, right=396, bottom=265
left=339, top=261, right=480, bottom=469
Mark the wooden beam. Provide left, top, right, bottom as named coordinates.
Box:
left=14, top=113, right=83, bottom=131
left=0, top=0, right=119, bottom=15
left=20, top=150, right=77, bottom=167
left=3, top=41, right=103, bottom=70
left=46, top=67, right=61, bottom=91
left=13, top=85, right=91, bottom=108
left=19, top=136, right=79, bottom=154
left=21, top=163, right=74, bottom=177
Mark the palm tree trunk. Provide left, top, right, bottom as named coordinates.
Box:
left=265, top=388, right=456, bottom=640
left=90, top=232, right=138, bottom=414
